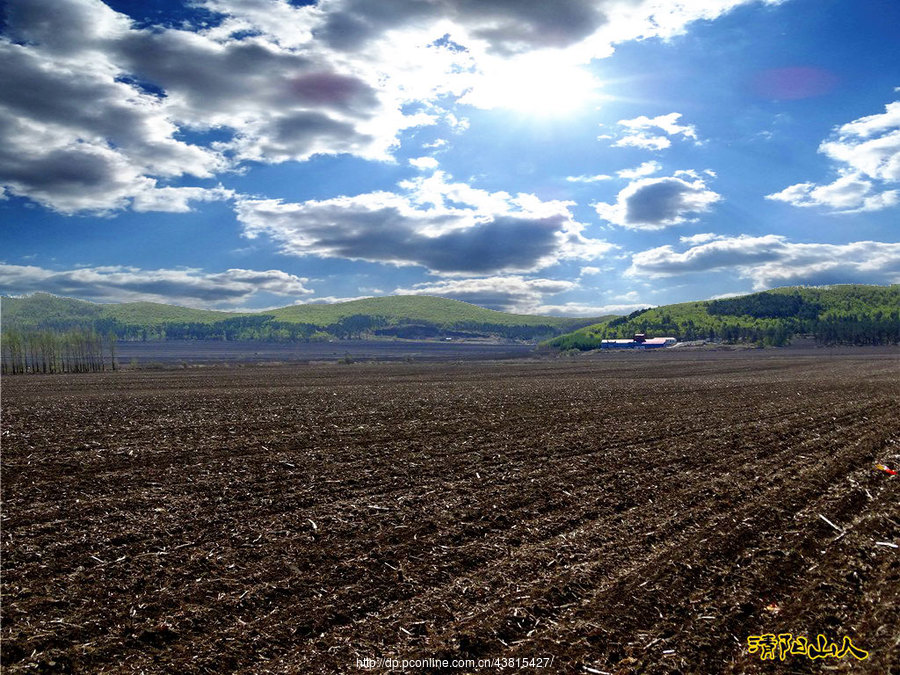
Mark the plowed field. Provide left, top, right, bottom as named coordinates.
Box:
left=2, top=353, right=898, bottom=673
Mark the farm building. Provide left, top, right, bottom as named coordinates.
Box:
left=600, top=334, right=677, bottom=349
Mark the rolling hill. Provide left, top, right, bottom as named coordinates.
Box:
left=0, top=293, right=610, bottom=342
left=546, top=285, right=900, bottom=349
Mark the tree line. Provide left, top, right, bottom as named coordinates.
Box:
left=707, top=292, right=822, bottom=320
left=10, top=314, right=567, bottom=345
left=552, top=311, right=900, bottom=351
left=616, top=313, right=899, bottom=346
left=2, top=328, right=117, bottom=375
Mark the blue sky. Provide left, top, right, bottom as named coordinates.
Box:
left=1, top=0, right=898, bottom=315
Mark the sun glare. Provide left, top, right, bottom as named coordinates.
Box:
left=461, top=55, right=600, bottom=117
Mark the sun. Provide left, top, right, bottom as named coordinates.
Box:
left=460, top=54, right=600, bottom=117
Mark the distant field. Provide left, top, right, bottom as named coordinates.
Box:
left=3, top=353, right=898, bottom=673
left=111, top=339, right=900, bottom=365
left=112, top=339, right=537, bottom=364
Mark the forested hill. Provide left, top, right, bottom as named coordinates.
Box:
left=0, top=293, right=609, bottom=342
left=547, top=285, right=900, bottom=350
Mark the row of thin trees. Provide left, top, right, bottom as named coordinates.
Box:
left=1, top=329, right=117, bottom=374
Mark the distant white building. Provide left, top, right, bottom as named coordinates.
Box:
left=600, top=334, right=677, bottom=349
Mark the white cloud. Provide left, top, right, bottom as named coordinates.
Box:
left=409, top=156, right=440, bottom=170
left=767, top=99, right=900, bottom=212
left=628, top=235, right=900, bottom=289
left=613, top=290, right=641, bottom=302
left=0, top=0, right=422, bottom=213
left=199, top=0, right=317, bottom=48
left=679, top=232, right=720, bottom=245
left=0, top=0, right=783, bottom=214
left=393, top=275, right=576, bottom=313
left=131, top=185, right=235, bottom=213
left=612, top=134, right=671, bottom=150
left=707, top=291, right=748, bottom=300
left=300, top=295, right=375, bottom=304
left=0, top=35, right=229, bottom=213
left=619, top=112, right=697, bottom=138
left=610, top=112, right=699, bottom=150
left=314, top=0, right=785, bottom=59
left=617, top=161, right=661, bottom=179
left=766, top=174, right=898, bottom=213
left=535, top=301, right=650, bottom=317
left=393, top=275, right=651, bottom=316
left=236, top=171, right=613, bottom=274
left=831, top=101, right=900, bottom=146
left=0, top=263, right=313, bottom=306
left=566, top=173, right=613, bottom=183
left=594, top=172, right=721, bottom=229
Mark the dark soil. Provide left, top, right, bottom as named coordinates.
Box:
left=2, top=353, right=898, bottom=673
